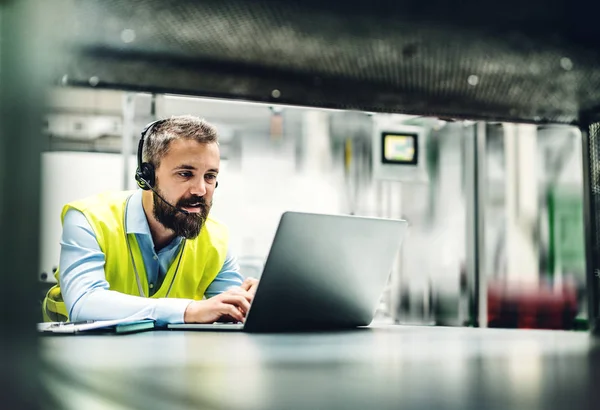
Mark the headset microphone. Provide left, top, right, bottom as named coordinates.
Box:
left=141, top=177, right=190, bottom=215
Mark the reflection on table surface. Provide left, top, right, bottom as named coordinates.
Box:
left=41, top=325, right=600, bottom=410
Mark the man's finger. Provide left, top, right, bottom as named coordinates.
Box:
left=241, top=278, right=259, bottom=293
left=225, top=287, right=253, bottom=302
left=219, top=314, right=239, bottom=323
left=220, top=294, right=251, bottom=313
left=221, top=304, right=245, bottom=323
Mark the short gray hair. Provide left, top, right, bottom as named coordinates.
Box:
left=142, top=115, right=218, bottom=168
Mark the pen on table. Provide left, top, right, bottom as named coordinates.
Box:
left=50, top=320, right=95, bottom=327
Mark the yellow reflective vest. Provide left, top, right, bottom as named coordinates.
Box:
left=42, top=191, right=229, bottom=322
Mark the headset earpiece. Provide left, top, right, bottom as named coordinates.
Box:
left=215, top=181, right=219, bottom=189
left=135, top=162, right=155, bottom=190
left=135, top=120, right=162, bottom=190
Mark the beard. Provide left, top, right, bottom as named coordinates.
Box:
left=152, top=186, right=211, bottom=239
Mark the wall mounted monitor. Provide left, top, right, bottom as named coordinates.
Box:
left=381, top=132, right=418, bottom=165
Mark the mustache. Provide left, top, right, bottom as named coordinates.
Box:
left=176, top=195, right=206, bottom=208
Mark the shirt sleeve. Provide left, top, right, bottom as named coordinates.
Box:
left=203, top=247, right=245, bottom=298
left=59, top=208, right=194, bottom=325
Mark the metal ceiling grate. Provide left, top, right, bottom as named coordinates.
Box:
left=60, top=0, right=600, bottom=124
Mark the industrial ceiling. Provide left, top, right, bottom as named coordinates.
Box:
left=61, top=0, right=600, bottom=125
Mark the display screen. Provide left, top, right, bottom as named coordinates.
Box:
left=381, top=132, right=418, bottom=165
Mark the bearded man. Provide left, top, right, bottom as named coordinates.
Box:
left=43, top=115, right=257, bottom=325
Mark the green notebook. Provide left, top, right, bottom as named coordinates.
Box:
left=113, top=320, right=156, bottom=334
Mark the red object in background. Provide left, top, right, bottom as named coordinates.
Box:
left=487, top=280, right=578, bottom=330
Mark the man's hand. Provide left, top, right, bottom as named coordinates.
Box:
left=183, top=290, right=252, bottom=324
left=240, top=277, right=259, bottom=295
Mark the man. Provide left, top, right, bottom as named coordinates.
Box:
left=43, top=115, right=258, bottom=325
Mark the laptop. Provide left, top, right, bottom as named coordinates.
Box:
left=168, top=211, right=408, bottom=332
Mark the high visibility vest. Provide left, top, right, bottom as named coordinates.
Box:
left=42, top=191, right=229, bottom=322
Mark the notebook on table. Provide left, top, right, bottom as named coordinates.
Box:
left=38, top=317, right=155, bottom=335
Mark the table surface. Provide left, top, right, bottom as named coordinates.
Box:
left=41, top=325, right=600, bottom=410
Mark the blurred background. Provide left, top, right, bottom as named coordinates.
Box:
left=5, top=1, right=600, bottom=409
left=37, top=88, right=586, bottom=330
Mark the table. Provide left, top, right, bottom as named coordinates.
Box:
left=41, top=325, right=600, bottom=410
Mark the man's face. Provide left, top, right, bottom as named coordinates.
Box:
left=152, top=139, right=220, bottom=239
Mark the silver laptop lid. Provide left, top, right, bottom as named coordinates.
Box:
left=244, top=212, right=407, bottom=332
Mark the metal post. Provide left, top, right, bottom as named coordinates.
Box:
left=464, top=122, right=487, bottom=327
left=464, top=124, right=477, bottom=326
left=475, top=122, right=488, bottom=328
left=122, top=93, right=136, bottom=190
left=581, top=121, right=600, bottom=334
left=0, top=1, right=66, bottom=408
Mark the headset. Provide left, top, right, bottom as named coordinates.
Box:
left=134, top=119, right=218, bottom=215
left=135, top=119, right=162, bottom=191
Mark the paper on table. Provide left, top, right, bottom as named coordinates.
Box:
left=38, top=312, right=154, bottom=333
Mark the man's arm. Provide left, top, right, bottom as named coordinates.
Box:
left=203, top=249, right=245, bottom=298
left=60, top=209, right=194, bottom=325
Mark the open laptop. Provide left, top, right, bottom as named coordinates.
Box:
left=168, top=211, right=408, bottom=332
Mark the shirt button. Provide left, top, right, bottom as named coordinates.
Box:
left=153, top=255, right=158, bottom=260
left=149, top=283, right=154, bottom=289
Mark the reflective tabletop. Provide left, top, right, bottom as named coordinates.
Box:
left=41, top=325, right=600, bottom=410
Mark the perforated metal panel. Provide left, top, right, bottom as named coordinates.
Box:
left=61, top=0, right=600, bottom=124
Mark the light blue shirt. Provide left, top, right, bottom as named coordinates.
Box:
left=59, top=190, right=243, bottom=325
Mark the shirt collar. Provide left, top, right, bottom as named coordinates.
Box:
left=125, top=189, right=153, bottom=235
left=125, top=190, right=185, bottom=248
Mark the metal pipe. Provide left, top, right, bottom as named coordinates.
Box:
left=122, top=93, right=135, bottom=190
left=465, top=122, right=487, bottom=327
left=476, top=122, right=488, bottom=328
left=581, top=123, right=600, bottom=334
